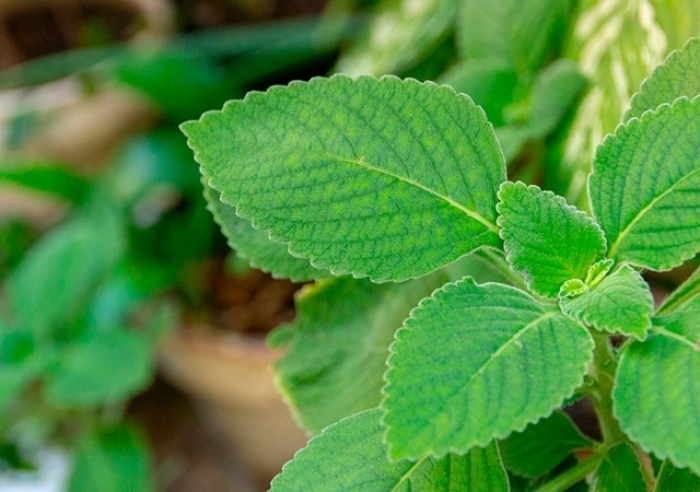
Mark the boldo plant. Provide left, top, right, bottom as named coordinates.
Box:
left=181, top=37, right=700, bottom=491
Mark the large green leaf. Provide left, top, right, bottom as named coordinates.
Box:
left=270, top=409, right=510, bottom=492
left=590, top=442, right=648, bottom=492
left=183, top=76, right=505, bottom=282
left=497, top=182, right=606, bottom=298
left=383, top=278, right=593, bottom=460
left=614, top=331, right=700, bottom=474
left=589, top=97, right=700, bottom=271
left=560, top=265, right=653, bottom=340
left=203, top=183, right=328, bottom=282
left=270, top=272, right=449, bottom=434
left=68, top=424, right=152, bottom=492
left=626, top=37, right=700, bottom=121
left=654, top=460, right=700, bottom=491
left=499, top=411, right=593, bottom=478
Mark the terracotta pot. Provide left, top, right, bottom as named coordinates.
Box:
left=157, top=327, right=308, bottom=483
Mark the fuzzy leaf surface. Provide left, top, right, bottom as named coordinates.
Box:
left=497, top=182, right=606, bottom=298
left=499, top=411, right=592, bottom=477
left=203, top=184, right=328, bottom=282
left=614, top=320, right=700, bottom=474
left=626, top=37, right=700, bottom=121
left=183, top=76, right=505, bottom=282
left=591, top=442, right=647, bottom=492
left=270, top=409, right=510, bottom=492
left=383, top=278, right=593, bottom=460
left=589, top=97, right=700, bottom=271
left=560, top=265, right=653, bottom=339
left=654, top=460, right=700, bottom=491
left=270, top=272, right=449, bottom=434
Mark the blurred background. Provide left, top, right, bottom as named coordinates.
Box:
left=0, top=1, right=698, bottom=491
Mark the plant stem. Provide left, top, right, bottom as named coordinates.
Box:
left=588, top=331, right=626, bottom=445
left=533, top=454, right=604, bottom=492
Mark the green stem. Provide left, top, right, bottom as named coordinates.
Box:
left=588, top=331, right=626, bottom=445
left=533, top=454, right=603, bottom=492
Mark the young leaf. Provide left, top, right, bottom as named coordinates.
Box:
left=499, top=411, right=593, bottom=478
left=203, top=184, right=328, bottom=282
left=269, top=408, right=510, bottom=492
left=626, top=37, right=700, bottom=121
left=560, top=265, right=653, bottom=340
left=589, top=97, right=700, bottom=271
left=590, top=442, right=648, bottom=492
left=183, top=76, right=505, bottom=282
left=614, top=333, right=700, bottom=475
left=654, top=460, right=700, bottom=492
left=383, top=278, right=593, bottom=460
left=497, top=182, right=606, bottom=298
left=270, top=272, right=450, bottom=434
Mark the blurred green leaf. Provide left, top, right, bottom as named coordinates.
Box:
left=0, top=162, right=90, bottom=204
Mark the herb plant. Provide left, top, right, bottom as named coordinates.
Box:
left=183, top=36, right=700, bottom=491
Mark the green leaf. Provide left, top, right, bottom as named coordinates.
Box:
left=335, top=0, right=458, bottom=76
left=183, top=76, right=505, bottom=282
left=383, top=278, right=593, bottom=460
left=68, top=424, right=152, bottom=492
left=0, top=161, right=90, bottom=203
left=45, top=330, right=154, bottom=408
left=654, top=460, right=700, bottom=492
left=271, top=271, right=450, bottom=434
left=626, top=37, right=700, bottom=121
left=584, top=259, right=614, bottom=288
left=499, top=411, right=593, bottom=478
left=203, top=183, right=328, bottom=282
left=270, top=409, right=510, bottom=492
left=591, top=442, right=648, bottom=492
left=458, top=0, right=574, bottom=74
left=589, top=97, right=700, bottom=271
left=652, top=293, right=700, bottom=343
left=497, top=182, right=606, bottom=298
left=6, top=204, right=125, bottom=336
left=657, top=264, right=700, bottom=314
left=614, top=334, right=700, bottom=475
left=560, top=265, right=653, bottom=340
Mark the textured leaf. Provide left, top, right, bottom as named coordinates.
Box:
left=626, top=37, right=700, bottom=121
left=652, top=293, right=700, bottom=343
left=68, top=425, right=151, bottom=492
left=654, top=460, right=700, bottom=492
left=591, top=442, right=647, bottom=492
left=270, top=272, right=449, bottom=434
left=499, top=411, right=593, bottom=477
left=203, top=183, right=328, bottom=282
left=383, top=278, right=593, bottom=460
left=560, top=265, right=653, bottom=340
left=589, top=97, right=700, bottom=271
left=657, top=264, right=700, bottom=315
left=334, top=0, right=457, bottom=76
left=45, top=330, right=153, bottom=408
left=614, top=334, right=700, bottom=474
left=183, top=76, right=505, bottom=282
left=458, top=0, right=573, bottom=74
left=270, top=409, right=510, bottom=492
left=585, top=259, right=614, bottom=288
left=497, top=182, right=606, bottom=298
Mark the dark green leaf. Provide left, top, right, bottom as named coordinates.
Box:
left=654, top=460, right=700, bottom=491
left=591, top=442, right=647, bottom=492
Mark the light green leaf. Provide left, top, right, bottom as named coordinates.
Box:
left=657, top=264, right=700, bottom=315
left=614, top=334, right=700, bottom=475
left=497, top=181, right=606, bottom=298
left=270, top=271, right=449, bottom=434
left=270, top=408, right=510, bottom=492
left=383, top=278, right=593, bottom=460
left=652, top=293, right=700, bottom=344
left=458, top=0, right=574, bottom=74
left=559, top=279, right=588, bottom=298
left=585, top=259, right=614, bottom=288
left=626, top=37, right=700, bottom=121
left=203, top=183, right=328, bottom=282
left=560, top=265, right=653, bottom=340
left=45, top=330, right=153, bottom=408
left=654, top=460, right=700, bottom=491
left=589, top=97, right=700, bottom=271
left=591, top=442, right=648, bottom=492
left=334, top=0, right=457, bottom=76
left=68, top=424, right=152, bottom=492
left=499, top=411, right=593, bottom=477
left=183, top=76, right=505, bottom=282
